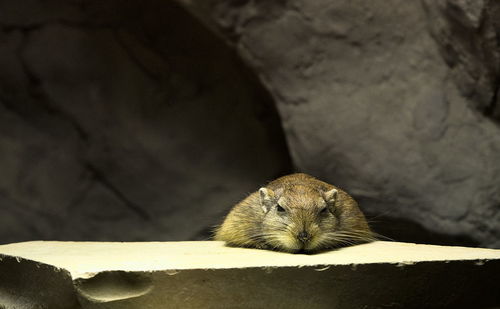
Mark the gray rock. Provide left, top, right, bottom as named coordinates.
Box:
left=1, top=0, right=499, bottom=248
left=422, top=0, right=500, bottom=116
left=0, top=0, right=291, bottom=243
left=185, top=0, right=500, bottom=247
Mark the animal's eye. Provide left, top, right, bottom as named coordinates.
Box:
left=320, top=207, right=328, bottom=215
left=276, top=204, right=286, bottom=213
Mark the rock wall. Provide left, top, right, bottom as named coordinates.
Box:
left=0, top=0, right=499, bottom=247
left=0, top=0, right=291, bottom=243
left=182, top=0, right=500, bottom=247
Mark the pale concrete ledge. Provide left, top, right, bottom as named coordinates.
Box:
left=0, top=241, right=499, bottom=309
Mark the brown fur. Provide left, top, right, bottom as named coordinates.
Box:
left=214, top=173, right=374, bottom=253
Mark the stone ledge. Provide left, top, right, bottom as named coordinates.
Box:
left=0, top=241, right=499, bottom=308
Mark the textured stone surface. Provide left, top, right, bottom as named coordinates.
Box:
left=183, top=0, right=500, bottom=247
left=422, top=0, right=500, bottom=117
left=0, top=0, right=291, bottom=243
left=1, top=241, right=500, bottom=309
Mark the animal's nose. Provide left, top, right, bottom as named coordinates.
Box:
left=297, top=231, right=311, bottom=243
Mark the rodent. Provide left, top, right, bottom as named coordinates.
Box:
left=214, top=173, right=374, bottom=253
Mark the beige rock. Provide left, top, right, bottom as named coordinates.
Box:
left=0, top=241, right=499, bottom=308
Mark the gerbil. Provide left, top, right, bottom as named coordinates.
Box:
left=214, top=173, right=374, bottom=253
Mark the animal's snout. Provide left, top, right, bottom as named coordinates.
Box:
left=297, top=231, right=311, bottom=243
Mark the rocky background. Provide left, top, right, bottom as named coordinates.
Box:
left=0, top=0, right=499, bottom=247
left=0, top=0, right=292, bottom=243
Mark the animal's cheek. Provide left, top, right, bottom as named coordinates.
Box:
left=261, top=217, right=288, bottom=233
left=308, top=224, right=321, bottom=237
left=319, top=216, right=338, bottom=229
left=281, top=221, right=296, bottom=231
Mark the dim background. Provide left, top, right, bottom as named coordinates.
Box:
left=0, top=0, right=499, bottom=248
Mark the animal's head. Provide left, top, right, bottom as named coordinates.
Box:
left=258, top=185, right=371, bottom=253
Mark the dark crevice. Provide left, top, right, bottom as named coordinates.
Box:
left=85, top=163, right=151, bottom=220
left=484, top=78, right=500, bottom=118
left=1, top=0, right=294, bottom=242
left=481, top=0, right=500, bottom=120
left=131, top=0, right=294, bottom=175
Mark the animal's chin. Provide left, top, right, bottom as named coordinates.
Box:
left=285, top=246, right=318, bottom=254
left=279, top=241, right=319, bottom=254
left=264, top=233, right=321, bottom=253
left=270, top=240, right=303, bottom=253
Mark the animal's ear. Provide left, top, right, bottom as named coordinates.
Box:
left=259, top=187, right=276, bottom=213
left=323, top=188, right=338, bottom=204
